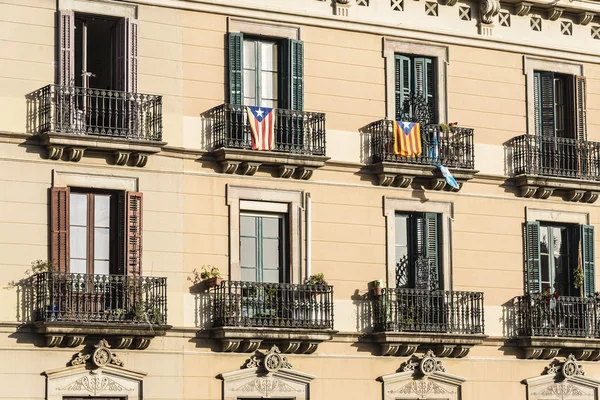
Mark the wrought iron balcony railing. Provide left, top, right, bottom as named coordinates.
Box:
left=508, top=134, right=600, bottom=180
left=515, top=294, right=599, bottom=338
left=33, top=272, right=168, bottom=325
left=373, top=288, right=485, bottom=334
left=206, top=103, right=326, bottom=156
left=27, top=84, right=162, bottom=141
left=368, top=121, right=475, bottom=169
left=213, top=280, right=334, bottom=330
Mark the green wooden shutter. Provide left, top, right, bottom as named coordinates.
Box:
left=412, top=213, right=440, bottom=290
left=424, top=213, right=440, bottom=290
left=524, top=221, right=541, bottom=294
left=395, top=55, right=411, bottom=120
left=575, top=76, right=587, bottom=142
left=533, top=72, right=542, bottom=136
left=581, top=224, right=595, bottom=297
left=281, top=39, right=304, bottom=111
left=228, top=32, right=244, bottom=105
left=538, top=71, right=555, bottom=137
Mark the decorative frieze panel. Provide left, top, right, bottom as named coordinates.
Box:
left=499, top=11, right=511, bottom=26
left=380, top=351, right=467, bottom=400
left=562, top=21, right=573, bottom=35
left=592, top=25, right=600, bottom=39
left=459, top=6, right=471, bottom=21
left=220, top=346, right=315, bottom=400
left=525, top=354, right=600, bottom=400
left=531, top=16, right=542, bottom=31
left=425, top=1, right=438, bottom=16
left=391, top=0, right=404, bottom=11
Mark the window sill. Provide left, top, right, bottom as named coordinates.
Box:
left=208, top=147, right=329, bottom=180
left=210, top=326, right=336, bottom=354
left=39, top=132, right=166, bottom=167
left=33, top=321, right=172, bottom=349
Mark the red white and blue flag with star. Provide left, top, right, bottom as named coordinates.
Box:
left=247, top=106, right=275, bottom=151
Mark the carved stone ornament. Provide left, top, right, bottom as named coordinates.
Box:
left=401, top=350, right=447, bottom=376
left=544, top=354, right=586, bottom=379
left=58, top=375, right=132, bottom=395
left=515, top=2, right=532, bottom=16
left=479, top=0, right=500, bottom=24
left=70, top=339, right=125, bottom=369
left=244, top=345, right=293, bottom=373
left=390, top=380, right=451, bottom=397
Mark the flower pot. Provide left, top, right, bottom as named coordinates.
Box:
left=371, top=287, right=383, bottom=297
left=205, top=277, right=223, bottom=288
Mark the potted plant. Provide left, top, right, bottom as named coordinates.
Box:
left=305, top=273, right=328, bottom=286
left=200, top=265, right=222, bottom=288
left=371, top=279, right=383, bottom=297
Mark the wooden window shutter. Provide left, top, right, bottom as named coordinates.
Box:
left=574, top=76, right=587, bottom=141
left=114, top=19, right=127, bottom=92
left=50, top=187, right=70, bottom=273
left=395, top=55, right=411, bottom=120
left=290, top=39, right=304, bottom=111
left=412, top=213, right=439, bottom=290
left=126, top=18, right=139, bottom=94
left=524, top=221, right=541, bottom=294
left=538, top=71, right=555, bottom=137
left=424, top=212, right=440, bottom=290
left=533, top=72, right=542, bottom=136
left=581, top=224, right=595, bottom=297
left=58, top=10, right=75, bottom=86
left=126, top=192, right=143, bottom=276
left=228, top=32, right=244, bottom=105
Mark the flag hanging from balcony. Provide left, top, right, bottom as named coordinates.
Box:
left=247, top=106, right=275, bottom=151
left=436, top=164, right=460, bottom=190
left=393, top=121, right=422, bottom=157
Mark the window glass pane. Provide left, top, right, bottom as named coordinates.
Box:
left=262, top=269, right=279, bottom=284
left=70, top=226, right=87, bottom=259
left=243, top=40, right=256, bottom=70
left=70, top=259, right=87, bottom=274
left=261, top=42, right=277, bottom=72
left=70, top=193, right=87, bottom=226
left=261, top=71, right=277, bottom=103
left=94, top=227, right=110, bottom=260
left=244, top=69, right=256, bottom=106
left=94, top=195, right=111, bottom=228
left=241, top=267, right=256, bottom=282
left=261, top=99, right=276, bottom=108
left=94, top=260, right=110, bottom=275
left=240, top=215, right=256, bottom=237
left=395, top=214, right=409, bottom=247
left=262, top=216, right=280, bottom=238
left=263, top=238, right=280, bottom=270
left=240, top=237, right=257, bottom=268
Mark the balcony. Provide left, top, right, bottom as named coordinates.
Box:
left=205, top=103, right=329, bottom=179
left=210, top=280, right=335, bottom=353
left=27, top=85, right=165, bottom=166
left=32, top=272, right=170, bottom=349
left=513, top=294, right=600, bottom=360
left=371, top=288, right=486, bottom=357
left=368, top=121, right=477, bottom=190
left=507, top=134, right=600, bottom=202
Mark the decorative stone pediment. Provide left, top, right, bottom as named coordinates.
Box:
left=525, top=354, right=600, bottom=400
left=44, top=340, right=147, bottom=400
left=380, top=351, right=467, bottom=400
left=220, top=345, right=315, bottom=400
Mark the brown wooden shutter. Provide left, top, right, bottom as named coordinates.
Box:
left=58, top=10, right=75, bottom=86
left=126, top=192, right=143, bottom=276
left=575, top=75, right=587, bottom=141
left=50, top=187, right=70, bottom=273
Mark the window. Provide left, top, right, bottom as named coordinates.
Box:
left=50, top=187, right=143, bottom=276
left=395, top=55, right=436, bottom=122
left=533, top=71, right=586, bottom=140
left=59, top=10, right=137, bottom=92
left=525, top=221, right=595, bottom=296
left=228, top=32, right=303, bottom=111
left=240, top=213, right=288, bottom=283
left=395, top=212, right=441, bottom=290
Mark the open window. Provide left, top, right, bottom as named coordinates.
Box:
left=395, top=55, right=437, bottom=123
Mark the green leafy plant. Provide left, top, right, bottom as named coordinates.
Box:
left=574, top=267, right=584, bottom=289
left=200, top=265, right=221, bottom=280
left=305, top=273, right=328, bottom=286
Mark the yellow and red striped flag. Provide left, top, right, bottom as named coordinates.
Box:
left=393, top=121, right=422, bottom=157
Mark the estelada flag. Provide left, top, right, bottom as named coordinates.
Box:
left=393, top=121, right=422, bottom=157
left=247, top=106, right=275, bottom=151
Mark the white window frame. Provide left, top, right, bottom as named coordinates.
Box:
left=383, top=38, right=448, bottom=122
left=384, top=197, right=453, bottom=290
left=58, top=0, right=137, bottom=18
left=227, top=185, right=304, bottom=284
left=523, top=56, right=583, bottom=136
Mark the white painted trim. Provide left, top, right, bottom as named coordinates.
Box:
left=228, top=17, right=301, bottom=39
left=52, top=170, right=139, bottom=191
left=240, top=200, right=289, bottom=213
left=227, top=185, right=304, bottom=284
left=383, top=197, right=453, bottom=290
left=523, top=56, right=584, bottom=136
left=380, top=370, right=466, bottom=400
left=221, top=366, right=314, bottom=400
left=58, top=0, right=137, bottom=18
left=383, top=38, right=449, bottom=121
left=526, top=207, right=589, bottom=225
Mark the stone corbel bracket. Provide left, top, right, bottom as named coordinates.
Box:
left=39, top=132, right=165, bottom=167
left=372, top=331, right=486, bottom=358
left=335, top=0, right=351, bottom=16
left=479, top=0, right=500, bottom=35
left=515, top=2, right=532, bottom=16
left=578, top=11, right=595, bottom=25
left=210, top=147, right=329, bottom=180
left=514, top=336, right=600, bottom=360
left=372, top=162, right=476, bottom=191
left=513, top=175, right=600, bottom=203
left=548, top=7, right=564, bottom=20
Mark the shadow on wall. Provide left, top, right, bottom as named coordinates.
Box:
left=502, top=297, right=518, bottom=338
left=192, top=288, right=214, bottom=329
left=199, top=109, right=214, bottom=151
left=5, top=275, right=36, bottom=324
left=352, top=289, right=374, bottom=333
left=25, top=88, right=45, bottom=135
left=359, top=124, right=373, bottom=164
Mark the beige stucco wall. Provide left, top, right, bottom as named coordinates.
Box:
left=2, top=0, right=600, bottom=399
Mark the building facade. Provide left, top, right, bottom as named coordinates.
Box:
left=1, top=0, right=600, bottom=398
